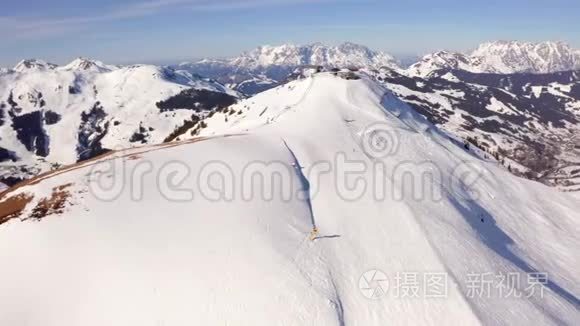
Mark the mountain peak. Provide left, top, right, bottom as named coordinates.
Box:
left=61, top=57, right=113, bottom=72
left=13, top=59, right=57, bottom=72
left=407, top=51, right=474, bottom=77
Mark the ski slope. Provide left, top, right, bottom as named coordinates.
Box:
left=0, top=73, right=578, bottom=325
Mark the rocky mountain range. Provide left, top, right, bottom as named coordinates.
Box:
left=174, top=41, right=580, bottom=191
left=179, top=41, right=580, bottom=94
left=375, top=68, right=580, bottom=191
left=408, top=41, right=580, bottom=78
left=175, top=42, right=399, bottom=95
left=1, top=41, right=579, bottom=191
left=0, top=58, right=238, bottom=185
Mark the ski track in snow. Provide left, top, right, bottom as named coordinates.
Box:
left=282, top=139, right=316, bottom=230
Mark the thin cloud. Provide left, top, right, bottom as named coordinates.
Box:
left=185, top=0, right=332, bottom=11
left=1, top=0, right=337, bottom=39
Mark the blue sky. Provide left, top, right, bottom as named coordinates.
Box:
left=1, top=0, right=579, bottom=66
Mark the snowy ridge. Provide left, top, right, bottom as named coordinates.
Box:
left=409, top=41, right=580, bottom=78
left=407, top=51, right=485, bottom=78
left=376, top=68, right=580, bottom=191
left=1, top=72, right=577, bottom=324
left=59, top=57, right=118, bottom=73
left=13, top=59, right=58, bottom=73
left=0, top=59, right=238, bottom=184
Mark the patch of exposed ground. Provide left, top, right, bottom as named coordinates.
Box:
left=0, top=135, right=240, bottom=225
left=0, top=193, right=33, bottom=224
left=0, top=183, right=73, bottom=225
left=28, top=183, right=73, bottom=221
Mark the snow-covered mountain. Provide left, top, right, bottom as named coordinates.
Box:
left=376, top=68, right=580, bottom=191
left=0, top=58, right=238, bottom=185
left=59, top=57, right=118, bottom=73
left=408, top=41, right=580, bottom=78
left=406, top=51, right=485, bottom=78
left=171, top=40, right=580, bottom=190
left=8, top=58, right=117, bottom=74
left=176, top=42, right=400, bottom=94
left=472, top=41, right=580, bottom=74
left=228, top=42, right=399, bottom=68
left=180, top=41, right=580, bottom=95
left=2, top=40, right=580, bottom=191
left=12, top=59, right=58, bottom=73
left=1, top=72, right=578, bottom=325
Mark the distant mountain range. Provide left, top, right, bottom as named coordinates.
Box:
left=408, top=41, right=580, bottom=77
left=175, top=42, right=399, bottom=94
left=177, top=41, right=580, bottom=94
left=1, top=41, right=579, bottom=191
left=228, top=42, right=399, bottom=68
